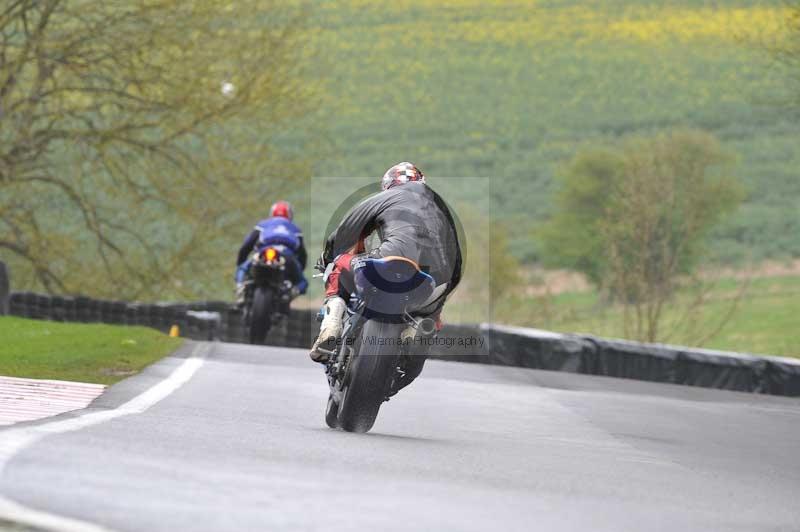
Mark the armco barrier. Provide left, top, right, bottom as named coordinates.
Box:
left=0, top=261, right=8, bottom=316
left=5, top=291, right=800, bottom=397
left=437, top=324, right=800, bottom=397
left=7, top=291, right=313, bottom=349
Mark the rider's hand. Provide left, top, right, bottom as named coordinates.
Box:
left=322, top=238, right=335, bottom=267
left=315, top=253, right=327, bottom=272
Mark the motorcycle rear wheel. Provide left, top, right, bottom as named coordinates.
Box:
left=337, top=319, right=403, bottom=433
left=248, top=286, right=273, bottom=344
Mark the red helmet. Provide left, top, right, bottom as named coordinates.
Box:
left=269, top=200, right=293, bottom=221
left=381, top=162, right=425, bottom=191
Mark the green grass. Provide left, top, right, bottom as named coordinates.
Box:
left=0, top=317, right=183, bottom=385
left=485, top=275, right=800, bottom=358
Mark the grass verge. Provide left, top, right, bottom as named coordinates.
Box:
left=448, top=274, right=800, bottom=359
left=0, top=317, right=183, bottom=385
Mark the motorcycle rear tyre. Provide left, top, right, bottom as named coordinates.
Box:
left=248, top=287, right=273, bottom=344
left=338, top=320, right=403, bottom=433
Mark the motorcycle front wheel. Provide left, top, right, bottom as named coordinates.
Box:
left=248, top=286, right=274, bottom=344
left=337, top=319, right=404, bottom=433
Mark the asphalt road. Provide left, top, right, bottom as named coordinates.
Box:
left=1, top=341, right=799, bottom=532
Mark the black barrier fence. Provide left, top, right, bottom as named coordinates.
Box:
left=429, top=324, right=800, bottom=397
left=5, top=291, right=800, bottom=397
left=7, top=291, right=315, bottom=347
left=0, top=262, right=8, bottom=316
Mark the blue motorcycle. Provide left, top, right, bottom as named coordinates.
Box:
left=242, top=245, right=294, bottom=344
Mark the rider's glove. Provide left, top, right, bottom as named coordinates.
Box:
left=315, top=253, right=327, bottom=273
left=322, top=238, right=335, bottom=267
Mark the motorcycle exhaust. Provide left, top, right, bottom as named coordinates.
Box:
left=416, top=317, right=437, bottom=337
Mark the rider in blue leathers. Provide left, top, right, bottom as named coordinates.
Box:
left=235, top=201, right=308, bottom=305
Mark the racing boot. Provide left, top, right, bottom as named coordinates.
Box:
left=310, top=296, right=346, bottom=363
left=235, top=282, right=246, bottom=307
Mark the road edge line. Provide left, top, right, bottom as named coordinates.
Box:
left=0, top=342, right=211, bottom=532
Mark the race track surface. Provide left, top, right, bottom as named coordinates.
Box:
left=1, top=342, right=799, bottom=532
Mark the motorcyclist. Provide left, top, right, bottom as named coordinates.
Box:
left=310, top=162, right=462, bottom=389
left=235, top=200, right=308, bottom=305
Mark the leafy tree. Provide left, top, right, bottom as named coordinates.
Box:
left=539, top=149, right=624, bottom=286
left=0, top=0, right=314, bottom=299
left=540, top=129, right=744, bottom=341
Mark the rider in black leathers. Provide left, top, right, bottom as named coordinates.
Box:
left=310, top=162, right=462, bottom=389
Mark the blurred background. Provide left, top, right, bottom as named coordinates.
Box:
left=1, top=0, right=798, bottom=356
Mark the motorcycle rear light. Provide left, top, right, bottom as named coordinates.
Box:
left=264, top=248, right=279, bottom=262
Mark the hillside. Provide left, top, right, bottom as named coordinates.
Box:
left=3, top=0, right=798, bottom=305
left=296, top=0, right=799, bottom=264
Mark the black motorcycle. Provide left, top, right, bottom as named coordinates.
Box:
left=242, top=246, right=294, bottom=344
left=317, top=256, right=439, bottom=433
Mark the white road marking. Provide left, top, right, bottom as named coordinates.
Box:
left=0, top=497, right=111, bottom=532
left=0, top=343, right=210, bottom=532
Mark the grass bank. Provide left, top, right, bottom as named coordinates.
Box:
left=0, top=317, right=183, bottom=385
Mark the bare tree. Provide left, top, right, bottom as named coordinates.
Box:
left=602, top=130, right=743, bottom=342
left=0, top=0, right=314, bottom=299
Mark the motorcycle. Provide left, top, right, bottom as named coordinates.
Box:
left=316, top=256, right=439, bottom=433
left=242, top=245, right=295, bottom=344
